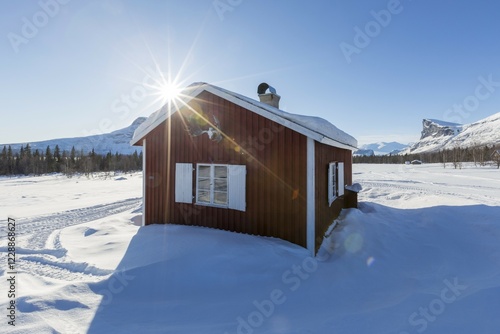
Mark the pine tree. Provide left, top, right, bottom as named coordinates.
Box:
left=23, top=144, right=33, bottom=175
left=66, top=149, right=76, bottom=177
left=70, top=146, right=76, bottom=165
left=54, top=145, right=61, bottom=172
left=33, top=149, right=41, bottom=175
left=6, top=146, right=14, bottom=175
left=0, top=146, right=7, bottom=174
left=45, top=146, right=54, bottom=173
left=14, top=152, right=20, bottom=175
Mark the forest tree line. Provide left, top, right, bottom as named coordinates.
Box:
left=0, top=144, right=142, bottom=176
left=354, top=145, right=500, bottom=169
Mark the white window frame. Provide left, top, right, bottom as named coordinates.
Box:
left=328, top=162, right=337, bottom=206
left=196, top=164, right=230, bottom=208
left=328, top=161, right=345, bottom=206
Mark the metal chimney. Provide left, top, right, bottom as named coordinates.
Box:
left=257, top=82, right=280, bottom=109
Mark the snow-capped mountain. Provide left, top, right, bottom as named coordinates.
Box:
left=353, top=149, right=375, bottom=156
left=355, top=142, right=408, bottom=156
left=3, top=117, right=146, bottom=155
left=402, top=112, right=500, bottom=154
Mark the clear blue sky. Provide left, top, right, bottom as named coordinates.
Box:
left=2, top=0, right=500, bottom=146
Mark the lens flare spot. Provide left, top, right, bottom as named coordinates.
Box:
left=344, top=233, right=363, bottom=253
left=366, top=256, right=375, bottom=267
left=292, top=189, right=299, bottom=200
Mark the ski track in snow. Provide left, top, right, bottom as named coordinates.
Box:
left=0, top=197, right=141, bottom=282
left=4, top=198, right=141, bottom=249
left=355, top=165, right=500, bottom=206
left=359, top=179, right=500, bottom=206
left=16, top=255, right=114, bottom=282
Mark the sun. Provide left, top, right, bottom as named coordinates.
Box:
left=125, top=34, right=199, bottom=112
left=145, top=64, right=185, bottom=107
left=159, top=82, right=181, bottom=101
left=158, top=81, right=182, bottom=103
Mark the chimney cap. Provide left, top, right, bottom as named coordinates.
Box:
left=257, top=82, right=277, bottom=95
left=257, top=82, right=280, bottom=109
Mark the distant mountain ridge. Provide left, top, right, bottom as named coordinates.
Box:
left=402, top=112, right=500, bottom=154
left=355, top=141, right=408, bottom=156
left=2, top=117, right=146, bottom=155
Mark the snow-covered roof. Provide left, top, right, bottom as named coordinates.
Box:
left=131, top=82, right=358, bottom=150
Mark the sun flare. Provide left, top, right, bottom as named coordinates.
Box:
left=158, top=81, right=182, bottom=103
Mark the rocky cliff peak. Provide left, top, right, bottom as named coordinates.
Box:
left=420, top=119, right=462, bottom=140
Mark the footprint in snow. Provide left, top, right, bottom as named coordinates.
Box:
left=84, top=228, right=98, bottom=237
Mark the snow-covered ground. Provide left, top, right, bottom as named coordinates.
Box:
left=1, top=164, right=499, bottom=333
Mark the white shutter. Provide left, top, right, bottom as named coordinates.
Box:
left=337, top=162, right=345, bottom=196
left=228, top=165, right=246, bottom=211
left=328, top=162, right=336, bottom=206
left=175, top=163, right=193, bottom=203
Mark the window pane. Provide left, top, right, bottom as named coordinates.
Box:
left=214, top=166, right=227, bottom=178
left=198, top=165, right=210, bottom=178
left=197, top=190, right=210, bottom=203
left=214, top=179, right=227, bottom=192
left=214, top=192, right=228, bottom=205
left=198, top=178, right=211, bottom=190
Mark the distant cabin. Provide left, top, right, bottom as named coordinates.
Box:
left=130, top=82, right=358, bottom=255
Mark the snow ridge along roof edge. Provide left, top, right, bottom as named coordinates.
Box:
left=131, top=82, right=358, bottom=150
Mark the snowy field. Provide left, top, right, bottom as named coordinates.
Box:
left=1, top=164, right=499, bottom=334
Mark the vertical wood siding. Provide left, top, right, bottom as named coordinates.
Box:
left=143, top=91, right=308, bottom=248
left=314, top=141, right=353, bottom=252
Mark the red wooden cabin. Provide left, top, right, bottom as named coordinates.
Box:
left=131, top=82, right=358, bottom=255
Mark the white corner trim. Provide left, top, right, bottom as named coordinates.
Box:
left=306, top=137, right=315, bottom=256
left=142, top=138, right=146, bottom=227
